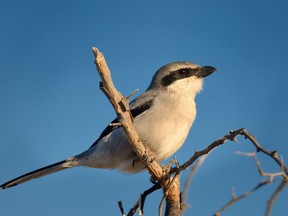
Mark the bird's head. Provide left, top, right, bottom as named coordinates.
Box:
left=148, top=61, right=216, bottom=96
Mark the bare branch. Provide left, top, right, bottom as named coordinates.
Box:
left=127, top=89, right=139, bottom=100
left=163, top=174, right=181, bottom=216
left=127, top=184, right=161, bottom=216
left=92, top=47, right=181, bottom=215
left=214, top=180, right=270, bottom=216
left=159, top=195, right=166, bottom=216
left=176, top=128, right=287, bottom=216
left=182, top=155, right=208, bottom=213
left=92, top=47, right=164, bottom=179
left=178, top=129, right=243, bottom=170
left=265, top=180, right=288, bottom=216
left=214, top=134, right=288, bottom=216
left=240, top=129, right=288, bottom=175
left=236, top=151, right=287, bottom=182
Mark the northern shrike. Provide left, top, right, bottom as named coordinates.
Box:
left=0, top=61, right=216, bottom=189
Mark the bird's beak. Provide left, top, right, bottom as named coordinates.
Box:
left=196, top=66, right=216, bottom=77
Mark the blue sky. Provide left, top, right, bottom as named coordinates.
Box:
left=0, top=0, right=287, bottom=215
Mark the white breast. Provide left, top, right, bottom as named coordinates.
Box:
left=133, top=79, right=199, bottom=162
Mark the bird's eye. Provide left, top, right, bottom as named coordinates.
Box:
left=179, top=69, right=188, bottom=75
left=178, top=68, right=191, bottom=77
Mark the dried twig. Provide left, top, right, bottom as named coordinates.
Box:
left=236, top=151, right=287, bottom=182
left=182, top=155, right=208, bottom=213
left=159, top=195, right=166, bottom=216
left=265, top=180, right=288, bottom=216
left=214, top=180, right=270, bottom=216
left=214, top=138, right=288, bottom=216
left=239, top=130, right=288, bottom=216
left=127, top=184, right=161, bottom=216
left=177, top=129, right=243, bottom=171
left=240, top=129, right=288, bottom=175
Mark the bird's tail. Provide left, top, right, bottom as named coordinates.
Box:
left=0, top=157, right=79, bottom=189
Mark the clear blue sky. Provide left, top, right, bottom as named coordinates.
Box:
left=0, top=1, right=287, bottom=215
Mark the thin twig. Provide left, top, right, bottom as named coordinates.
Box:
left=182, top=155, right=208, bottom=214
left=236, top=151, right=287, bottom=182
left=265, top=180, right=288, bottom=216
left=240, top=129, right=288, bottom=175
left=214, top=180, right=270, bottom=216
left=127, top=184, right=161, bottom=216
left=127, top=89, right=139, bottom=100
left=178, top=129, right=243, bottom=171
left=214, top=133, right=288, bottom=216
left=159, top=195, right=166, bottom=216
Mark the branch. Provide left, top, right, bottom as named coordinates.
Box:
left=236, top=151, right=287, bottom=182
left=182, top=155, right=208, bottom=213
left=92, top=47, right=181, bottom=215
left=240, top=129, right=288, bottom=175
left=173, top=128, right=287, bottom=216
left=214, top=180, right=270, bottom=216
left=178, top=129, right=242, bottom=170
left=92, top=47, right=165, bottom=179
left=163, top=174, right=181, bottom=216
left=214, top=137, right=288, bottom=216
left=127, top=184, right=161, bottom=216
left=265, top=180, right=288, bottom=216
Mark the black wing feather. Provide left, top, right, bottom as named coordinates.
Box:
left=89, top=98, right=154, bottom=148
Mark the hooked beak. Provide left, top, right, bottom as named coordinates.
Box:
left=196, top=66, right=216, bottom=78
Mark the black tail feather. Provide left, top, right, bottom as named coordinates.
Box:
left=0, top=157, right=78, bottom=189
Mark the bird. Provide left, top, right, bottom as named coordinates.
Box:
left=0, top=61, right=216, bottom=189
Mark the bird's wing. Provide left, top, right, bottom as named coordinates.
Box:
left=129, top=92, right=155, bottom=118
left=89, top=92, right=155, bottom=148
